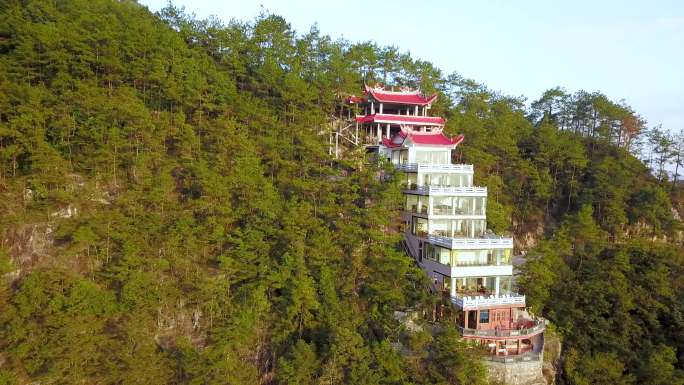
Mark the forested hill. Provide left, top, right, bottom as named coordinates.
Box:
left=0, top=1, right=682, bottom=384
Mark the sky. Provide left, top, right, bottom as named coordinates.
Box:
left=141, top=0, right=684, bottom=132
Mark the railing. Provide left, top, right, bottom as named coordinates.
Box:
left=480, top=352, right=541, bottom=363
left=427, top=234, right=513, bottom=249
left=452, top=293, right=526, bottom=308
left=452, top=257, right=510, bottom=267
left=406, top=186, right=487, bottom=195
left=458, top=319, right=545, bottom=338
left=432, top=206, right=453, bottom=215
left=396, top=163, right=473, bottom=172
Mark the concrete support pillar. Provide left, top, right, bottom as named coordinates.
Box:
left=376, top=124, right=381, bottom=144
left=476, top=310, right=480, bottom=329
left=371, top=102, right=375, bottom=114
left=335, top=132, right=339, bottom=158
left=415, top=105, right=419, bottom=115
left=495, top=276, right=500, bottom=296
left=386, top=123, right=390, bottom=139
left=428, top=196, right=433, bottom=216
left=464, top=310, right=469, bottom=329
left=355, top=122, right=359, bottom=145
left=379, top=103, right=383, bottom=114
left=450, top=277, right=456, bottom=298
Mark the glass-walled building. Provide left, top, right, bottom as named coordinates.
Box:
left=405, top=195, right=486, bottom=216
left=349, top=85, right=544, bottom=362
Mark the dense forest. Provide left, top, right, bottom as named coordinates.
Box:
left=0, top=1, right=682, bottom=384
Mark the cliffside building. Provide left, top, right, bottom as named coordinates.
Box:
left=348, top=85, right=546, bottom=374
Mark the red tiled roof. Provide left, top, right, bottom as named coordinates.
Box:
left=355, top=114, right=445, bottom=126
left=365, top=85, right=437, bottom=106
left=411, top=133, right=464, bottom=146
left=347, top=95, right=366, bottom=104
left=382, top=132, right=464, bottom=148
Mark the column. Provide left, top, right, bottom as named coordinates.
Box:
left=386, top=123, right=390, bottom=139
left=379, top=103, right=383, bottom=114
left=450, top=277, right=456, bottom=298
left=464, top=310, right=469, bottom=329
left=414, top=105, right=419, bottom=115
left=428, top=196, right=433, bottom=216
left=495, top=276, right=500, bottom=296
left=371, top=102, right=375, bottom=114
left=476, top=310, right=480, bottom=329
left=376, top=124, right=381, bottom=144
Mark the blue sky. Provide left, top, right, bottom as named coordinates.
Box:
left=141, top=0, right=684, bottom=132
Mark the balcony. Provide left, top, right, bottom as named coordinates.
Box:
left=404, top=185, right=487, bottom=196
left=451, top=293, right=526, bottom=309
left=458, top=318, right=545, bottom=338
left=406, top=205, right=486, bottom=217
left=432, top=205, right=453, bottom=215
left=427, top=234, right=513, bottom=250
left=396, top=163, right=473, bottom=173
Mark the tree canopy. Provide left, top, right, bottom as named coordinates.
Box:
left=0, top=1, right=682, bottom=385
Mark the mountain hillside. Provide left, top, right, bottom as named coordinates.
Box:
left=0, top=1, right=682, bottom=384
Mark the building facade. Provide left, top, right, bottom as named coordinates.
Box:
left=349, top=85, right=545, bottom=363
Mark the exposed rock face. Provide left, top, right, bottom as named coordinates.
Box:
left=2, top=223, right=54, bottom=281
left=514, top=222, right=545, bottom=255
left=154, top=299, right=207, bottom=351
left=50, top=204, right=79, bottom=218
left=541, top=330, right=562, bottom=385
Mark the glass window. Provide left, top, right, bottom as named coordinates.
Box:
left=433, top=196, right=452, bottom=215
left=493, top=249, right=511, bottom=265
left=430, top=219, right=451, bottom=237
left=406, top=173, right=417, bottom=189
left=415, top=150, right=449, bottom=164
left=453, top=220, right=467, bottom=237
left=418, top=196, right=429, bottom=214
left=473, top=220, right=486, bottom=237
left=406, top=195, right=418, bottom=213
left=412, top=217, right=428, bottom=237
left=479, top=310, right=489, bottom=324
left=399, top=150, right=408, bottom=164
left=438, top=247, right=450, bottom=265
left=475, top=197, right=486, bottom=215
left=499, top=276, right=513, bottom=295
left=423, top=243, right=435, bottom=261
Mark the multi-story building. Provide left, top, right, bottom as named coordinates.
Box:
left=349, top=85, right=545, bottom=362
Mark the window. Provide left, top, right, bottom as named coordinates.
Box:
left=406, top=195, right=418, bottom=213
left=433, top=196, right=452, bottom=215
left=479, top=310, right=489, bottom=324
left=406, top=173, right=417, bottom=189
left=399, top=150, right=409, bottom=164
left=499, top=276, right=513, bottom=295
left=415, top=150, right=449, bottom=164
left=412, top=217, right=428, bottom=237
